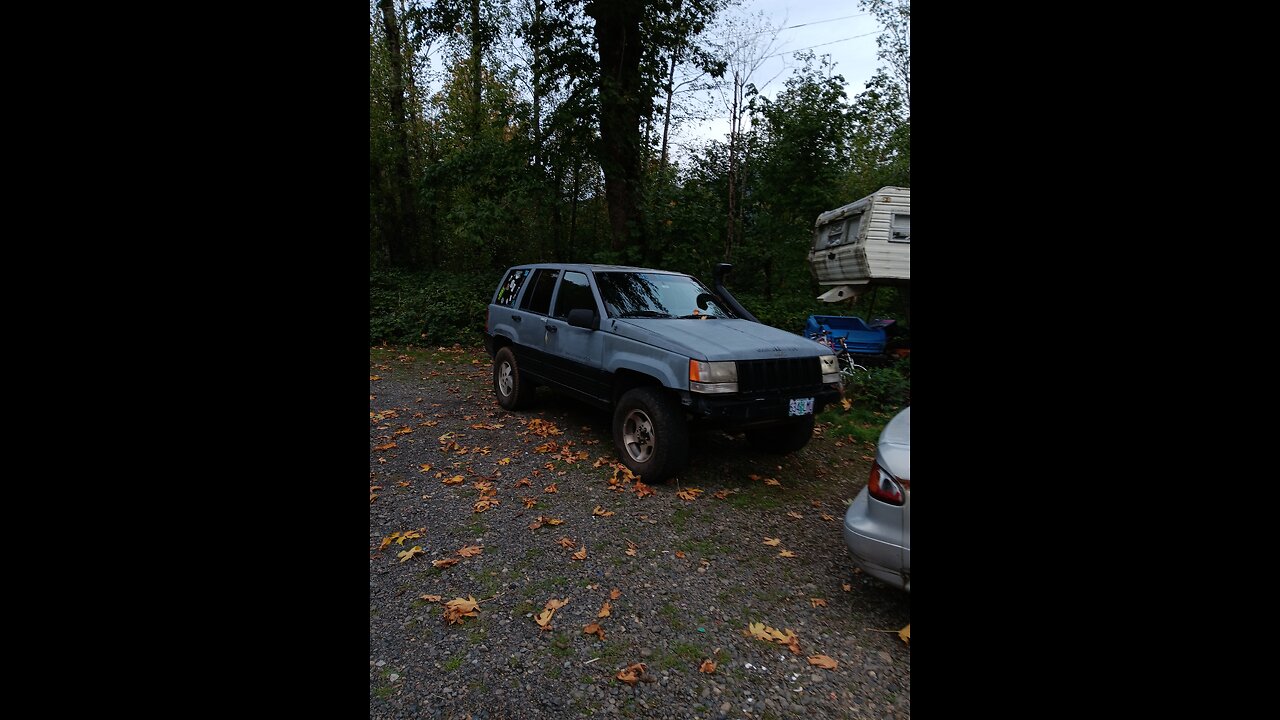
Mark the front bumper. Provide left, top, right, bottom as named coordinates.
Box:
left=686, top=383, right=841, bottom=427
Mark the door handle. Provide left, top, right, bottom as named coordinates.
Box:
left=511, top=315, right=521, bottom=322
left=545, top=324, right=557, bottom=333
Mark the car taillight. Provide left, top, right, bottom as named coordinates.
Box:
left=867, top=463, right=906, bottom=506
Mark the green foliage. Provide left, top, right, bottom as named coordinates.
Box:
left=844, top=360, right=911, bottom=412
left=370, top=268, right=502, bottom=346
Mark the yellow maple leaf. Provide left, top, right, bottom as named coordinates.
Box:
left=443, top=596, right=480, bottom=624
left=583, top=622, right=606, bottom=640
left=498, top=457, right=512, bottom=465
left=534, top=609, right=554, bottom=629
left=762, top=537, right=781, bottom=546
left=764, top=478, right=781, bottom=487
left=370, top=375, right=381, bottom=381
left=544, top=598, right=570, bottom=611
left=457, top=545, right=483, bottom=558
left=778, top=549, right=797, bottom=558
left=592, top=506, right=615, bottom=517
left=420, top=594, right=442, bottom=602
left=572, top=546, right=588, bottom=561
left=558, top=536, right=576, bottom=549
left=713, top=489, right=731, bottom=499
left=842, top=583, right=852, bottom=592
left=396, top=481, right=410, bottom=487
left=821, top=513, right=835, bottom=521
left=419, top=463, right=433, bottom=473
left=598, top=601, right=611, bottom=618
left=442, top=475, right=464, bottom=485
left=810, top=598, right=828, bottom=608
left=431, top=557, right=460, bottom=569
left=899, top=624, right=910, bottom=645
left=699, top=659, right=717, bottom=674
left=398, top=529, right=424, bottom=544
left=394, top=426, right=413, bottom=435
left=787, top=511, right=804, bottom=519
left=522, top=497, right=537, bottom=509
left=633, top=481, right=656, bottom=498
left=373, top=442, right=397, bottom=451
left=473, top=498, right=497, bottom=513
left=610, top=588, right=621, bottom=600
left=543, top=483, right=558, bottom=493
left=674, top=550, right=686, bottom=559
left=808, top=654, right=838, bottom=669
left=676, top=488, right=703, bottom=501
left=546, top=518, right=564, bottom=526
left=515, top=477, right=532, bottom=487
left=840, top=398, right=852, bottom=411
left=528, top=517, right=545, bottom=530
left=397, top=546, right=424, bottom=562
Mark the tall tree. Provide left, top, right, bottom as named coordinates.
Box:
left=377, top=0, right=421, bottom=267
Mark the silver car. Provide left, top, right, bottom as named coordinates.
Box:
left=843, top=406, right=910, bottom=591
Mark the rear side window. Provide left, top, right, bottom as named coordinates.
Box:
left=519, top=268, right=560, bottom=315
left=494, top=268, right=530, bottom=307
left=552, top=271, right=595, bottom=319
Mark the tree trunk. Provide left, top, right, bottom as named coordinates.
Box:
left=725, top=70, right=741, bottom=262
left=469, top=0, right=483, bottom=139
left=379, top=0, right=418, bottom=267
left=586, top=0, right=648, bottom=259
left=660, top=49, right=678, bottom=172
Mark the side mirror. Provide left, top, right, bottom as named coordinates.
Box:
left=567, top=308, right=599, bottom=330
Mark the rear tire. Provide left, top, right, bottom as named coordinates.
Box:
left=493, top=346, right=534, bottom=410
left=612, top=387, right=688, bottom=482
left=746, top=416, right=815, bottom=454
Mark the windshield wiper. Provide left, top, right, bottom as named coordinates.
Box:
left=675, top=313, right=718, bottom=319
left=617, top=310, right=673, bottom=318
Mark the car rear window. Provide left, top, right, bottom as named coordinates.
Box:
left=552, top=271, right=595, bottom=319
left=494, top=268, right=531, bottom=307
left=519, top=268, right=560, bottom=315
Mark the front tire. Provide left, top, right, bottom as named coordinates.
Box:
left=612, top=387, right=688, bottom=482
left=493, top=346, right=534, bottom=410
left=746, top=416, right=815, bottom=454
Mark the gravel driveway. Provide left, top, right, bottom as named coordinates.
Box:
left=370, top=345, right=910, bottom=719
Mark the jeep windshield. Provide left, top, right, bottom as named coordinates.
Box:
left=594, top=271, right=738, bottom=320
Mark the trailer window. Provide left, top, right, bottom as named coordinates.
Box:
left=818, top=212, right=861, bottom=250
left=890, top=213, right=910, bottom=243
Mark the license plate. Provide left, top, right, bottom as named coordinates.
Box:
left=788, top=398, right=814, bottom=416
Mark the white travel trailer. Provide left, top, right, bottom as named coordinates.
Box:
left=807, top=186, right=910, bottom=303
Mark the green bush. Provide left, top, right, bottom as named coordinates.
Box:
left=370, top=269, right=502, bottom=346
left=845, top=363, right=911, bottom=413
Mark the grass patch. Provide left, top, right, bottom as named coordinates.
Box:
left=468, top=626, right=488, bottom=645
left=671, top=641, right=703, bottom=663
left=670, top=507, right=691, bottom=531
left=373, top=686, right=395, bottom=699
left=443, top=656, right=463, bottom=671
left=524, top=575, right=569, bottom=597
left=546, top=665, right=563, bottom=679
left=728, top=489, right=782, bottom=511
left=816, top=404, right=893, bottom=447
left=550, top=633, right=575, bottom=659
left=409, top=598, right=432, bottom=609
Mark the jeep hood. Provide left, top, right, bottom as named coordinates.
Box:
left=610, top=319, right=829, bottom=361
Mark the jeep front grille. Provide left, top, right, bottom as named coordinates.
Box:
left=736, top=358, right=821, bottom=393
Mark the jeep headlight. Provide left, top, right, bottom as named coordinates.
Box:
left=689, top=360, right=738, bottom=393
left=819, top=354, right=841, bottom=384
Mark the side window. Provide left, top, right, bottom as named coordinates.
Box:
left=519, top=268, right=560, bottom=315
left=552, top=271, right=594, bottom=319
left=494, top=268, right=530, bottom=307
left=890, top=213, right=910, bottom=243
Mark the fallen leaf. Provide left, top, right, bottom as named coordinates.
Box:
left=592, top=506, right=616, bottom=517
left=625, top=539, right=638, bottom=557
left=764, top=478, right=781, bottom=487
left=810, top=598, right=828, bottom=608
left=744, top=622, right=798, bottom=651
left=899, top=624, right=910, bottom=645
left=572, top=546, right=587, bottom=561
left=616, top=662, right=646, bottom=685
left=559, top=536, right=576, bottom=549
left=699, top=659, right=717, bottom=674
left=820, top=513, right=835, bottom=521
left=762, top=537, right=782, bottom=546
left=842, top=583, right=852, bottom=592
left=397, top=546, right=424, bottom=563
left=676, top=488, right=703, bottom=501
left=398, top=529, right=424, bottom=544
left=473, top=497, right=498, bottom=513
left=633, top=481, right=656, bottom=498
left=515, top=477, right=532, bottom=487
left=840, top=398, right=852, bottom=410
left=373, top=442, right=397, bottom=451
left=418, top=463, right=433, bottom=473
left=370, top=375, right=381, bottom=381
left=420, top=594, right=442, bottom=602
left=610, top=588, right=621, bottom=600
left=674, top=550, right=686, bottom=559
left=443, top=596, right=480, bottom=624
left=431, top=557, right=460, bottom=569
left=528, top=517, right=545, bottom=530
left=808, top=654, right=838, bottom=670
left=522, top=497, right=537, bottom=508
left=543, top=483, right=558, bottom=493
left=546, top=518, right=564, bottom=526
left=457, top=545, right=483, bottom=558
left=748, top=474, right=761, bottom=481
left=396, top=481, right=410, bottom=487
left=583, top=622, right=606, bottom=640
left=442, top=475, right=465, bottom=485
left=597, top=601, right=611, bottom=618
left=394, top=426, right=413, bottom=435
left=713, top=489, right=731, bottom=500
left=778, top=549, right=797, bottom=558
left=498, top=457, right=512, bottom=465
left=544, top=598, right=570, bottom=611
left=787, top=511, right=804, bottom=519
left=534, top=609, right=554, bottom=629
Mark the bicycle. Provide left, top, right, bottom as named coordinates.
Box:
left=807, top=330, right=868, bottom=383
